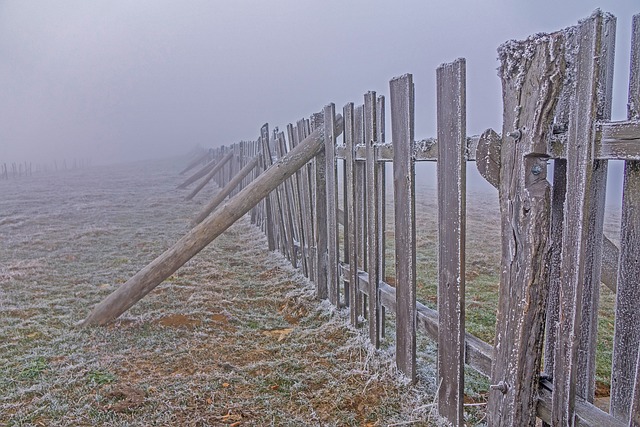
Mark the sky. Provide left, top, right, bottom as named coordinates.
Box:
left=0, top=1, right=638, bottom=167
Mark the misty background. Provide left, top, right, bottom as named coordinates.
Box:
left=0, top=1, right=637, bottom=202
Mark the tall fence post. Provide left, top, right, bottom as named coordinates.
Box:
left=364, top=91, right=381, bottom=348
left=390, top=74, right=416, bottom=382
left=324, top=104, right=339, bottom=305
left=436, top=58, right=467, bottom=425
left=551, top=12, right=607, bottom=425
left=487, top=29, right=562, bottom=426
left=611, top=12, right=640, bottom=423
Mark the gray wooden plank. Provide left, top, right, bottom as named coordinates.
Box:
left=355, top=105, right=367, bottom=319
left=288, top=124, right=309, bottom=276
left=315, top=115, right=328, bottom=300
left=552, top=12, right=604, bottom=425
left=611, top=12, right=640, bottom=424
left=376, top=95, right=387, bottom=338
left=260, top=124, right=277, bottom=251
left=276, top=132, right=298, bottom=267
left=390, top=73, right=417, bottom=382
left=488, top=30, right=562, bottom=426
left=436, top=58, right=467, bottom=425
left=577, top=13, right=616, bottom=403
left=365, top=91, right=381, bottom=348
left=344, top=102, right=360, bottom=326
left=324, top=104, right=339, bottom=305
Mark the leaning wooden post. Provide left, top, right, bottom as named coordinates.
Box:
left=436, top=58, right=467, bottom=425
left=390, top=74, right=416, bottom=382
left=186, top=152, right=247, bottom=201
left=179, top=150, right=210, bottom=175
left=486, top=31, right=563, bottom=426
left=192, top=156, right=261, bottom=224
left=79, top=113, right=343, bottom=327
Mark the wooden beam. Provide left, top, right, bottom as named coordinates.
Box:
left=192, top=156, right=260, bottom=224
left=79, top=114, right=343, bottom=327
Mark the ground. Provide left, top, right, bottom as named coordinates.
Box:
left=0, top=159, right=445, bottom=427
left=0, top=157, right=619, bottom=426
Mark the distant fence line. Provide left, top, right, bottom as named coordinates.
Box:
left=0, top=158, right=93, bottom=180
left=182, top=11, right=640, bottom=427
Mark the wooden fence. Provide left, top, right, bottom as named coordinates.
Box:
left=187, top=11, right=640, bottom=426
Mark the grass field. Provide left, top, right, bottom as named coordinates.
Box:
left=0, top=158, right=621, bottom=425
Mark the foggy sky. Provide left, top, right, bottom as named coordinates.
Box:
left=0, top=1, right=638, bottom=166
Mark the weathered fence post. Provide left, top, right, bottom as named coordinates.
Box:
left=79, top=114, right=343, bottom=326
left=436, top=58, right=466, bottom=425
left=344, top=102, right=360, bottom=326
left=323, top=104, right=339, bottom=305
left=365, top=91, right=381, bottom=348
left=390, top=73, right=416, bottom=382
left=487, top=30, right=562, bottom=426
left=551, top=12, right=609, bottom=425
left=610, top=12, right=640, bottom=424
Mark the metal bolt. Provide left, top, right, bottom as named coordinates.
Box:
left=507, top=129, right=522, bottom=141
left=531, top=164, right=542, bottom=176
left=490, top=381, right=509, bottom=394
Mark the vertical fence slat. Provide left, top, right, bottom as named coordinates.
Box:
left=488, top=30, right=561, bottom=426
left=365, top=91, right=381, bottom=348
left=436, top=59, right=466, bottom=425
left=315, top=115, right=328, bottom=299
left=611, top=12, right=640, bottom=424
left=344, top=103, right=360, bottom=325
left=260, top=124, right=277, bottom=251
left=324, top=104, right=339, bottom=305
left=552, top=12, right=604, bottom=425
left=376, top=95, right=387, bottom=337
left=390, top=74, right=416, bottom=382
left=577, top=14, right=616, bottom=402
left=276, top=132, right=298, bottom=267
left=355, top=105, right=367, bottom=319
left=288, top=124, right=309, bottom=276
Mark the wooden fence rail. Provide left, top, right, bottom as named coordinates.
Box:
left=81, top=9, right=639, bottom=427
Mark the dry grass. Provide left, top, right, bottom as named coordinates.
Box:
left=0, top=158, right=620, bottom=426
left=0, top=159, right=444, bottom=427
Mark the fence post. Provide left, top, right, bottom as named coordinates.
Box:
left=260, top=124, right=277, bottom=251
left=344, top=103, right=361, bottom=326
left=436, top=58, right=467, bottom=425
left=324, top=104, right=339, bottom=305
left=611, top=12, right=640, bottom=423
left=390, top=74, right=416, bottom=382
left=487, top=30, right=562, bottom=426
left=551, top=12, right=608, bottom=425
left=365, top=91, right=381, bottom=348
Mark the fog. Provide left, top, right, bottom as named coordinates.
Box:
left=0, top=1, right=637, bottom=167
